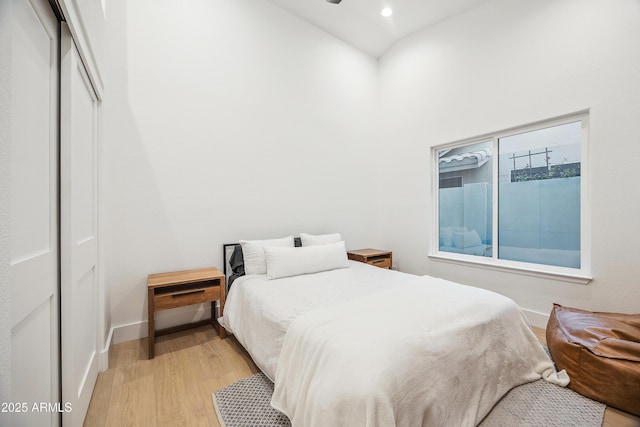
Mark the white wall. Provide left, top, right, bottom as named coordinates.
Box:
left=0, top=0, right=12, bottom=410
left=104, top=0, right=379, bottom=341
left=104, top=0, right=640, bottom=340
left=377, top=0, right=640, bottom=325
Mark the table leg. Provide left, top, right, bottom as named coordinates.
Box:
left=148, top=288, right=155, bottom=359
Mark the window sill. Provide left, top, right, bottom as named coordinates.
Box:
left=427, top=253, right=592, bottom=285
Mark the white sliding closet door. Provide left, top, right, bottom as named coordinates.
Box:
left=60, top=23, right=100, bottom=427
left=10, top=0, right=60, bottom=425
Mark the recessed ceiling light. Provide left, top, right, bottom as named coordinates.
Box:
left=381, top=7, right=393, bottom=17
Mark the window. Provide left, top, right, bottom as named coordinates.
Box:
left=433, top=114, right=589, bottom=281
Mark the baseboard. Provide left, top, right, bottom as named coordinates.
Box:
left=112, top=304, right=216, bottom=344
left=522, top=308, right=550, bottom=330
left=112, top=320, right=147, bottom=345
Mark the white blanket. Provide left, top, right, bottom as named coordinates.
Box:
left=222, top=261, right=416, bottom=379
left=271, top=275, right=569, bottom=427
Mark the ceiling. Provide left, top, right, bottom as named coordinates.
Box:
left=265, top=0, right=489, bottom=58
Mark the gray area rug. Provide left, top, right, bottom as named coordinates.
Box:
left=212, top=371, right=605, bottom=427
left=212, top=373, right=290, bottom=427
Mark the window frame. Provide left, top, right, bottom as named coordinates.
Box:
left=429, top=112, right=591, bottom=284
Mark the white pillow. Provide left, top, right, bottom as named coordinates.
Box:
left=264, top=241, right=348, bottom=279
left=300, top=232, right=342, bottom=246
left=239, top=235, right=294, bottom=275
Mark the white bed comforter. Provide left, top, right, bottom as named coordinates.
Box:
left=222, top=261, right=416, bottom=380
left=270, top=275, right=569, bottom=427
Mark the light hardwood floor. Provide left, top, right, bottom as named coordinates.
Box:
left=84, top=326, right=258, bottom=427
left=84, top=325, right=639, bottom=427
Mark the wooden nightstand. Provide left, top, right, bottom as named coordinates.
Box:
left=147, top=267, right=226, bottom=359
left=347, top=249, right=393, bottom=269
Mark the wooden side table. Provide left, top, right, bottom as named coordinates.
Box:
left=347, top=249, right=393, bottom=269
left=147, top=267, right=226, bottom=359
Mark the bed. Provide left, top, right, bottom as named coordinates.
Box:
left=220, top=235, right=569, bottom=427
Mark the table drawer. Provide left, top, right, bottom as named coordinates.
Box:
left=154, top=285, right=220, bottom=311
left=367, top=256, right=391, bottom=269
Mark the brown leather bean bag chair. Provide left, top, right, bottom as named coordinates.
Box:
left=546, top=303, right=640, bottom=416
